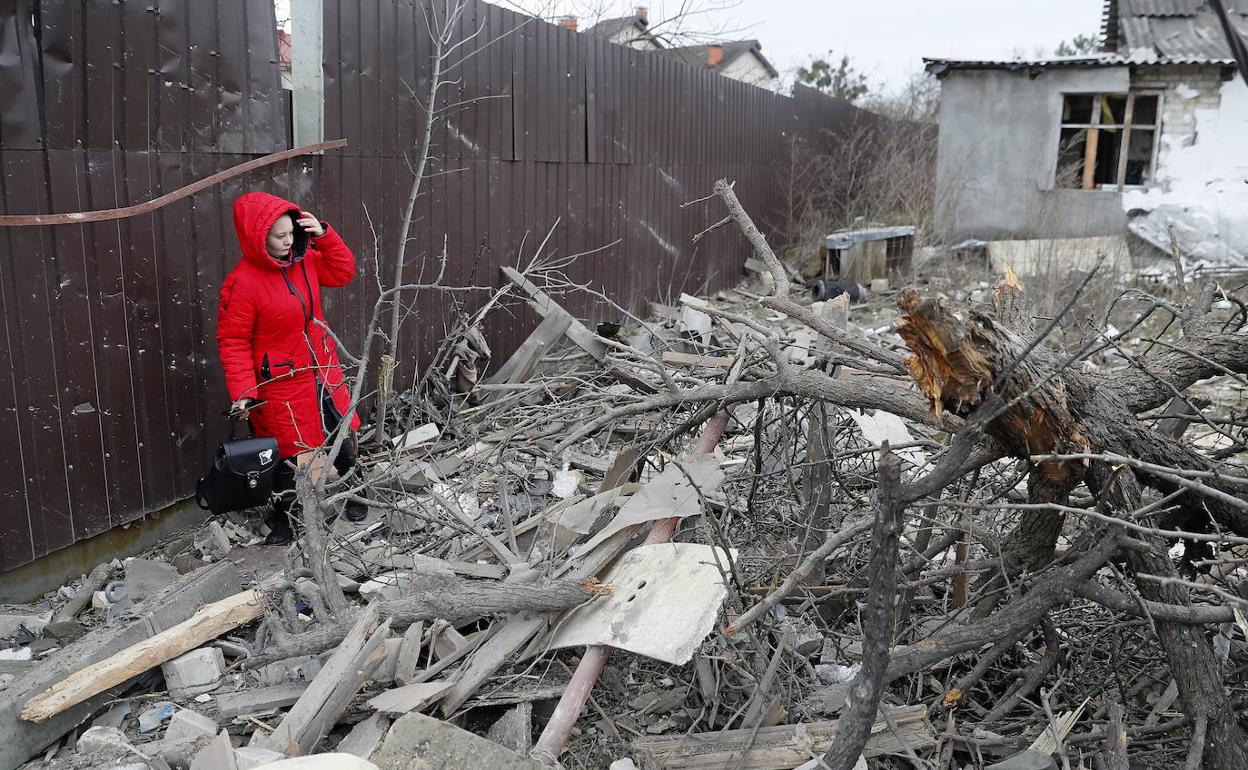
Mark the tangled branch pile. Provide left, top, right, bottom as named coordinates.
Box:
left=9, top=182, right=1248, bottom=770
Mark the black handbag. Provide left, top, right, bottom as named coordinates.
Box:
left=196, top=411, right=280, bottom=515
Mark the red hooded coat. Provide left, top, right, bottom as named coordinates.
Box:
left=217, top=192, right=361, bottom=458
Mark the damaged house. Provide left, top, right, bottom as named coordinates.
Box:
left=927, top=0, right=1248, bottom=267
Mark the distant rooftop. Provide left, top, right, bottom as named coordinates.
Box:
left=654, top=40, right=779, bottom=79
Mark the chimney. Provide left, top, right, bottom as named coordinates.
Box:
left=707, top=44, right=724, bottom=67
left=558, top=15, right=578, bottom=31
left=635, top=6, right=649, bottom=24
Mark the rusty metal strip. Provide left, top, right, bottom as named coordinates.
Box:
left=0, top=139, right=348, bottom=227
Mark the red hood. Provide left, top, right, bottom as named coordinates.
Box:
left=232, top=192, right=309, bottom=270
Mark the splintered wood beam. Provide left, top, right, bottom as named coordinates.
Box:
left=22, top=590, right=265, bottom=722
left=500, top=266, right=607, bottom=361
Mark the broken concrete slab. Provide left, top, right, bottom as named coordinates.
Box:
left=124, top=558, right=180, bottom=602
left=0, top=561, right=242, bottom=770
left=161, top=647, right=225, bottom=697
left=234, top=746, right=286, bottom=770
left=549, top=542, right=734, bottom=665
left=76, top=725, right=133, bottom=756
left=190, top=730, right=238, bottom=770
left=486, top=702, right=533, bottom=755
left=164, top=708, right=218, bottom=745
left=372, top=711, right=542, bottom=769
left=90, top=704, right=130, bottom=730
left=336, top=713, right=388, bottom=759
left=255, top=654, right=324, bottom=686
left=0, top=612, right=51, bottom=640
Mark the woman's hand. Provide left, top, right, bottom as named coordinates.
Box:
left=297, top=211, right=326, bottom=238
left=230, top=398, right=256, bottom=417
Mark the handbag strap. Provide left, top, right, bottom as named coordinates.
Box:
left=227, top=415, right=253, bottom=440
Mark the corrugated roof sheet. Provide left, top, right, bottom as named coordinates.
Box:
left=930, top=1, right=1247, bottom=70
left=1125, top=0, right=1202, bottom=18
left=1115, top=0, right=1248, bottom=63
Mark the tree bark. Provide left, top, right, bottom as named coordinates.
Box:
left=245, top=575, right=594, bottom=668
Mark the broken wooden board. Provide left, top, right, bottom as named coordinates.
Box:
left=22, top=589, right=265, bottom=722
left=0, top=562, right=242, bottom=770
left=367, top=681, right=454, bottom=715
left=487, top=312, right=573, bottom=386
left=500, top=266, right=606, bottom=361
left=216, top=683, right=309, bottom=718
left=632, top=706, right=936, bottom=769
left=261, top=605, right=387, bottom=755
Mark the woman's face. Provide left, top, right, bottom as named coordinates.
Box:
left=266, top=215, right=295, bottom=260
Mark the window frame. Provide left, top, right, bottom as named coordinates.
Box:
left=1057, top=91, right=1164, bottom=191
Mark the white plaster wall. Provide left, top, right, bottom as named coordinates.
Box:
left=933, top=66, right=1131, bottom=243
left=1123, top=72, right=1248, bottom=265
left=607, top=28, right=661, bottom=51
left=719, top=54, right=774, bottom=88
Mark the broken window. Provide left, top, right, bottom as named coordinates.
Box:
left=1056, top=93, right=1160, bottom=190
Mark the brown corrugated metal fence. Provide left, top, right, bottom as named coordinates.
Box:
left=0, top=0, right=878, bottom=572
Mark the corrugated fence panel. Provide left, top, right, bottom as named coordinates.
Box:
left=0, top=0, right=877, bottom=572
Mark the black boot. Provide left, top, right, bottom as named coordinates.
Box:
left=264, top=515, right=294, bottom=545
left=266, top=466, right=298, bottom=545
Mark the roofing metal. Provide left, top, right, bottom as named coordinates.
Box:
left=923, top=55, right=1132, bottom=74
left=1125, top=0, right=1203, bottom=17
left=1113, top=0, right=1248, bottom=63
left=933, top=1, right=1246, bottom=71
left=826, top=226, right=916, bottom=251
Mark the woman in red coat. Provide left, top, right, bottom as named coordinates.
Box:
left=217, top=192, right=366, bottom=544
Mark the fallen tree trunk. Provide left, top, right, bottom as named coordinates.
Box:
left=895, top=283, right=1248, bottom=768
left=245, top=574, right=595, bottom=668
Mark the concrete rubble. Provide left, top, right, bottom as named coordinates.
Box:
left=3, top=257, right=1242, bottom=770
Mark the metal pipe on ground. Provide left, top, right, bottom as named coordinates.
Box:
left=530, top=410, right=732, bottom=764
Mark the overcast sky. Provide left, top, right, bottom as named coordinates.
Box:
left=496, top=0, right=1108, bottom=92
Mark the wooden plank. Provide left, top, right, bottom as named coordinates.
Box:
left=216, top=683, right=310, bottom=719
left=21, top=590, right=265, bottom=722
left=632, top=706, right=936, bottom=770
left=500, top=266, right=606, bottom=360
left=367, top=681, right=453, bottom=715
left=486, top=312, right=573, bottom=386
left=1082, top=127, right=1100, bottom=190
left=261, top=604, right=383, bottom=754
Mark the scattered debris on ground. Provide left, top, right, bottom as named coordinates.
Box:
left=2, top=190, right=1247, bottom=770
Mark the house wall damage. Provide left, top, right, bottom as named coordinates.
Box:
left=933, top=66, right=1131, bottom=243
left=1124, top=68, right=1248, bottom=264
left=929, top=0, right=1248, bottom=267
